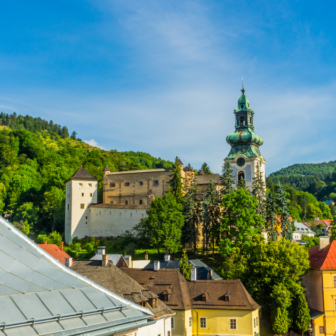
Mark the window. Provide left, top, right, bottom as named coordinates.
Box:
left=80, top=204, right=85, bottom=209
left=153, top=180, right=159, bottom=187
left=335, top=298, right=336, bottom=310
left=189, top=317, right=192, bottom=327
left=67, top=204, right=69, bottom=210
left=200, top=318, right=207, bottom=329
left=110, top=182, right=115, bottom=187
left=89, top=183, right=92, bottom=187
left=125, top=200, right=128, bottom=205
left=81, top=193, right=84, bottom=197
left=333, top=276, right=336, bottom=287
left=238, top=171, right=245, bottom=182
left=171, top=318, right=175, bottom=329
left=139, top=181, right=143, bottom=186
left=224, top=294, right=229, bottom=302
left=250, top=117, right=252, bottom=124
left=240, top=116, right=245, bottom=126
left=164, top=294, right=168, bottom=301
left=124, top=182, right=130, bottom=187
left=230, top=319, right=237, bottom=330
left=320, top=326, right=325, bottom=334
left=79, top=183, right=83, bottom=186
left=90, top=193, right=92, bottom=197
left=139, top=200, right=143, bottom=205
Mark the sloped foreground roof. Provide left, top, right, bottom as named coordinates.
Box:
left=0, top=217, right=153, bottom=336
left=309, top=241, right=336, bottom=270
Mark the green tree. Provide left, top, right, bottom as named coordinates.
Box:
left=293, top=292, right=311, bottom=335
left=201, top=162, right=212, bottom=175
left=330, top=216, right=336, bottom=241
left=275, top=183, right=293, bottom=240
left=134, top=192, right=184, bottom=254
left=179, top=250, right=191, bottom=280
left=202, top=179, right=220, bottom=255
left=37, top=231, right=62, bottom=246
left=14, top=220, right=31, bottom=235
left=183, top=177, right=202, bottom=253
left=220, top=159, right=235, bottom=195
left=252, top=163, right=266, bottom=219
left=168, top=157, right=184, bottom=203
left=219, top=189, right=264, bottom=256
left=13, top=202, right=38, bottom=230
left=42, top=187, right=65, bottom=232
left=266, top=192, right=279, bottom=241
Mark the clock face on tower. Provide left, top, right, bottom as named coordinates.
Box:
left=237, top=158, right=245, bottom=167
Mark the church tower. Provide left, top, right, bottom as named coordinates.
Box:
left=226, top=85, right=266, bottom=190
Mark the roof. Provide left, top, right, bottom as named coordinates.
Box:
left=106, top=168, right=173, bottom=176
left=37, top=243, right=71, bottom=265
left=294, top=222, right=315, bottom=235
left=183, top=166, right=193, bottom=171
left=0, top=216, right=153, bottom=336
left=70, top=260, right=174, bottom=319
left=121, top=268, right=259, bottom=311
left=91, top=253, right=125, bottom=265
left=177, top=159, right=183, bottom=165
left=304, top=220, right=332, bottom=227
left=309, top=240, right=336, bottom=269
left=143, top=259, right=222, bottom=280
left=309, top=307, right=324, bottom=320
left=195, top=174, right=221, bottom=185
left=104, top=165, right=110, bottom=172
left=67, top=167, right=98, bottom=181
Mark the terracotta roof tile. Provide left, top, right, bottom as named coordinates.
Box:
left=309, top=241, right=336, bottom=269
left=37, top=244, right=71, bottom=265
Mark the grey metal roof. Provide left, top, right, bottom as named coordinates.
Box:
left=294, top=221, right=315, bottom=235
left=67, top=167, right=98, bottom=181
left=0, top=216, right=153, bottom=336
left=91, top=254, right=125, bottom=265
left=143, top=259, right=222, bottom=280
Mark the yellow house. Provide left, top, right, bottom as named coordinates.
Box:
left=302, top=236, right=336, bottom=336
left=122, top=267, right=260, bottom=336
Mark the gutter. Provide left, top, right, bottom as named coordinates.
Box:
left=0, top=217, right=153, bottom=317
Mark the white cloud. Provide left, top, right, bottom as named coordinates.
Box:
left=83, top=139, right=106, bottom=150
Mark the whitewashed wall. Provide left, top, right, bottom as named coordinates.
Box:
left=125, top=317, right=172, bottom=336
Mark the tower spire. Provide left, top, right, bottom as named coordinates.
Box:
left=241, top=78, right=245, bottom=95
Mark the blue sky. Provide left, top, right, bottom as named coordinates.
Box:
left=0, top=0, right=335, bottom=174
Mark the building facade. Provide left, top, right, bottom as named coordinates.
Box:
left=226, top=86, right=266, bottom=190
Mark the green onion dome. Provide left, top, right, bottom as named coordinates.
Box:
left=226, top=129, right=264, bottom=147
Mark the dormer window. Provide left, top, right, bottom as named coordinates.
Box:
left=201, top=293, right=208, bottom=302
left=164, top=294, right=168, bottom=301
left=224, top=294, right=230, bottom=302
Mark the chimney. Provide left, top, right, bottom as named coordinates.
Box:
left=124, top=255, right=132, bottom=268
left=191, top=266, right=197, bottom=281
left=314, top=217, right=319, bottom=221
left=319, top=236, right=330, bottom=251
left=60, top=242, right=64, bottom=251
left=65, top=257, right=73, bottom=267
left=164, top=252, right=170, bottom=262
left=154, top=260, right=160, bottom=271
left=97, top=246, right=106, bottom=255
left=44, top=241, right=48, bottom=244
left=145, top=252, right=149, bottom=260
left=102, top=254, right=109, bottom=267
left=208, top=269, right=213, bottom=280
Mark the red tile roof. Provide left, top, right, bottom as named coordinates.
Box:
left=38, top=244, right=71, bottom=265
left=309, top=241, right=336, bottom=270
left=304, top=220, right=332, bottom=228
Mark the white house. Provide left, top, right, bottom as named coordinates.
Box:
left=293, top=220, right=315, bottom=241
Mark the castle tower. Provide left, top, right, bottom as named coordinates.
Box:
left=65, top=167, right=98, bottom=243
left=226, top=85, right=266, bottom=190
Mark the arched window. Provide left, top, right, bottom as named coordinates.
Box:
left=240, top=116, right=245, bottom=126
left=238, top=171, right=245, bottom=182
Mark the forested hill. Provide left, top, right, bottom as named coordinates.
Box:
left=268, top=161, right=336, bottom=202
left=0, top=112, right=173, bottom=235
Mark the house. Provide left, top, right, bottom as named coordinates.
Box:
left=302, top=236, right=336, bottom=336
left=90, top=246, right=128, bottom=267
left=303, top=218, right=332, bottom=236
left=293, top=220, right=315, bottom=242
left=323, top=200, right=335, bottom=206
left=0, top=215, right=154, bottom=336
left=126, top=253, right=222, bottom=280
left=122, top=263, right=260, bottom=336
left=37, top=241, right=71, bottom=265
left=70, top=259, right=174, bottom=336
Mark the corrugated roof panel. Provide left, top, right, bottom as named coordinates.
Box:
left=2, top=326, right=37, bottom=336
left=59, top=317, right=87, bottom=329
left=80, top=287, right=117, bottom=308
left=82, top=314, right=107, bottom=325
left=60, top=288, right=96, bottom=312
left=33, top=322, right=63, bottom=335
left=104, top=310, right=131, bottom=321
left=37, top=291, right=75, bottom=315
left=0, top=296, right=26, bottom=323
left=11, top=293, right=52, bottom=319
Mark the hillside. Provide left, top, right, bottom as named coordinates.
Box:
left=0, top=112, right=174, bottom=235
left=268, top=161, right=336, bottom=203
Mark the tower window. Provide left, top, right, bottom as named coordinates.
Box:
left=139, top=200, right=143, bottom=205
left=79, top=183, right=83, bottom=186
left=124, top=182, right=130, bottom=187
left=125, top=200, right=128, bottom=205
left=110, top=182, right=115, bottom=187
left=139, top=181, right=143, bottom=186
left=240, top=116, right=245, bottom=126
left=238, top=171, right=245, bottom=181
left=153, top=180, right=159, bottom=187
left=67, top=204, right=69, bottom=210
left=89, top=183, right=92, bottom=187
left=90, top=193, right=93, bottom=197
left=80, top=204, right=85, bottom=209
left=241, top=104, right=244, bottom=109
left=81, top=193, right=84, bottom=197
